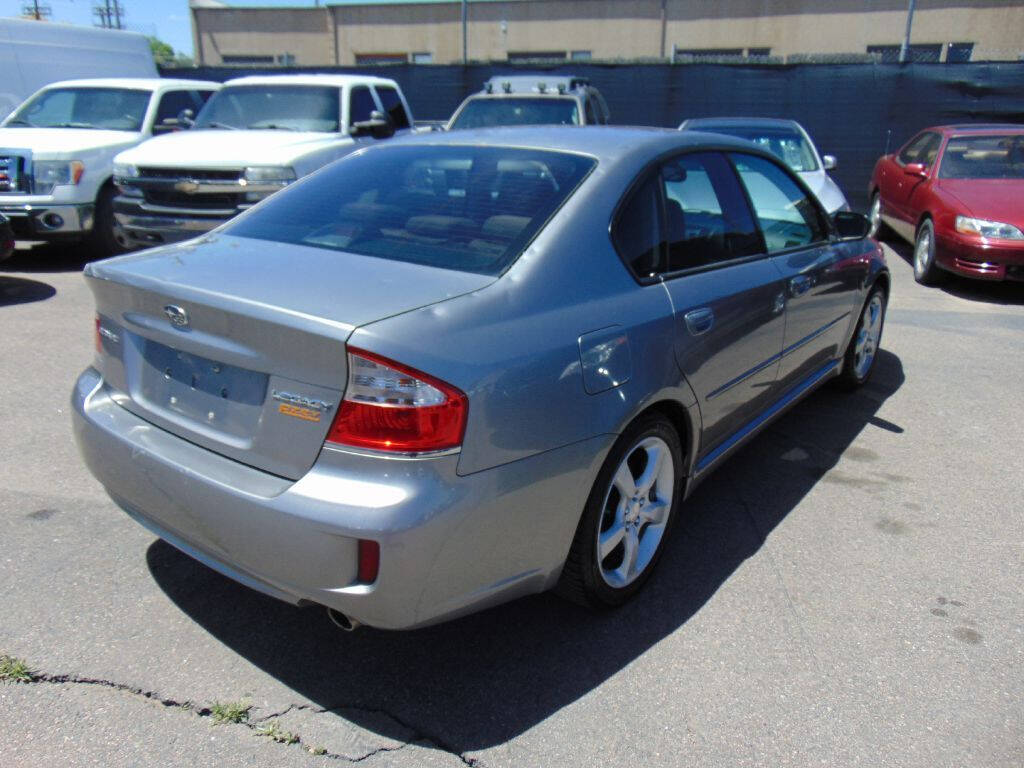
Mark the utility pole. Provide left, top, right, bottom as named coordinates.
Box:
left=461, top=0, right=468, bottom=65
left=22, top=1, right=52, bottom=20
left=93, top=0, right=126, bottom=30
left=659, top=0, right=667, bottom=60
left=899, top=0, right=916, bottom=63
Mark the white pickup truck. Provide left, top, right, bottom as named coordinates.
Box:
left=0, top=78, right=220, bottom=255
left=112, top=74, right=415, bottom=247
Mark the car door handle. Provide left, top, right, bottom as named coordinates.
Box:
left=684, top=307, right=715, bottom=336
left=789, top=275, right=813, bottom=297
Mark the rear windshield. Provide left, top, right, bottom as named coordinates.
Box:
left=193, top=85, right=340, bottom=132
left=939, top=134, right=1024, bottom=179
left=226, top=145, right=596, bottom=275
left=449, top=97, right=580, bottom=129
left=694, top=124, right=819, bottom=172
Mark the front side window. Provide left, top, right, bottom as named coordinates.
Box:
left=939, top=134, right=1024, bottom=179
left=193, top=85, right=340, bottom=132
left=662, top=152, right=762, bottom=271
left=449, top=97, right=580, bottom=130
left=349, top=86, right=377, bottom=126
left=5, top=87, right=150, bottom=131
left=898, top=131, right=941, bottom=166
left=226, top=146, right=595, bottom=276
left=731, top=153, right=827, bottom=252
left=375, top=86, right=410, bottom=129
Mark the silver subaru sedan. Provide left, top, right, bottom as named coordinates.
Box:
left=72, top=126, right=888, bottom=630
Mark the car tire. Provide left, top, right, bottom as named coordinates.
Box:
left=88, top=185, right=131, bottom=259
left=558, top=413, right=683, bottom=609
left=835, top=284, right=887, bottom=390
left=913, top=218, right=943, bottom=286
left=867, top=192, right=888, bottom=239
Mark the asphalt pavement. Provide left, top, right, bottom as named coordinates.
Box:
left=1, top=239, right=1021, bottom=767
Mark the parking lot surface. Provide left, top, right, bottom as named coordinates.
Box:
left=1, top=241, right=1022, bottom=767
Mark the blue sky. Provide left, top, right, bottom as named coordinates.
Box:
left=5, top=0, right=330, bottom=58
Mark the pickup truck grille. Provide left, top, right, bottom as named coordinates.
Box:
left=143, top=189, right=245, bottom=210
left=0, top=153, right=26, bottom=193
left=138, top=167, right=242, bottom=182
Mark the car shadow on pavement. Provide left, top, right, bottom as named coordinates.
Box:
left=1, top=243, right=92, bottom=273
left=885, top=238, right=1024, bottom=306
left=147, top=349, right=905, bottom=753
left=0, top=275, right=56, bottom=306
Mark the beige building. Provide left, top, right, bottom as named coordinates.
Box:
left=190, top=0, right=1024, bottom=66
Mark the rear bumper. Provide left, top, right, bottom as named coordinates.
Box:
left=72, top=367, right=607, bottom=629
left=0, top=201, right=94, bottom=240
left=938, top=233, right=1024, bottom=281
left=113, top=196, right=233, bottom=246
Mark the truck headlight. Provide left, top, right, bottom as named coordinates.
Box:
left=241, top=166, right=296, bottom=201
left=955, top=215, right=1024, bottom=240
left=112, top=162, right=139, bottom=179
left=32, top=160, right=85, bottom=195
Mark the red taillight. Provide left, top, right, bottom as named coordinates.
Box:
left=357, top=539, right=380, bottom=584
left=325, top=347, right=467, bottom=453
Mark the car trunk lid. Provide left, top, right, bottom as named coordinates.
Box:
left=86, top=234, right=493, bottom=479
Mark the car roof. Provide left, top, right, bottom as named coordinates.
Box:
left=223, top=74, right=397, bottom=89
left=390, top=125, right=762, bottom=165
left=683, top=116, right=801, bottom=130
left=43, top=78, right=220, bottom=90
left=931, top=123, right=1024, bottom=136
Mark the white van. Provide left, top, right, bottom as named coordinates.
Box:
left=0, top=19, right=156, bottom=121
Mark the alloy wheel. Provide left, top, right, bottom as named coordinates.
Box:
left=853, top=293, right=883, bottom=379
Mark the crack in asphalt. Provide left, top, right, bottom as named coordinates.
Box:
left=9, top=669, right=483, bottom=766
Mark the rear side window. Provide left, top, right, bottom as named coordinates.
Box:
left=661, top=152, right=761, bottom=271
left=227, top=146, right=595, bottom=276
left=731, top=153, right=827, bottom=252
left=375, top=86, right=410, bottom=129
left=613, top=175, right=663, bottom=278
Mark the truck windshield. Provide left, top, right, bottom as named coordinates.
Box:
left=193, top=85, right=340, bottom=132
left=449, top=97, right=580, bottom=130
left=5, top=87, right=151, bottom=131
left=694, top=124, right=819, bottom=172
left=939, top=134, right=1024, bottom=179
left=227, top=144, right=596, bottom=276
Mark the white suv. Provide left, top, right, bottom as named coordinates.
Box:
left=0, top=78, right=219, bottom=256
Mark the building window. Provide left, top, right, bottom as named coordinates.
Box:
left=570, top=50, right=592, bottom=61
left=746, top=47, right=771, bottom=58
left=867, top=43, right=942, bottom=62
left=676, top=48, right=744, bottom=59
left=507, top=51, right=567, bottom=62
left=355, top=53, right=408, bottom=64
left=221, top=54, right=274, bottom=65
left=947, top=42, right=974, bottom=62
left=412, top=52, right=433, bottom=64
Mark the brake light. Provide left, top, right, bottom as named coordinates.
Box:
left=325, top=347, right=467, bottom=453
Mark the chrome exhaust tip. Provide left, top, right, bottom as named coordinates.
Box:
left=326, top=606, right=360, bottom=632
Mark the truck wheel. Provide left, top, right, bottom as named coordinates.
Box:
left=88, top=186, right=131, bottom=259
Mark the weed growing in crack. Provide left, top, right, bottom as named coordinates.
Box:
left=307, top=745, right=328, bottom=756
left=0, top=654, right=33, bottom=683
left=255, top=720, right=299, bottom=745
left=209, top=699, right=251, bottom=725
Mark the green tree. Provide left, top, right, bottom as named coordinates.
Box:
left=148, top=37, right=194, bottom=68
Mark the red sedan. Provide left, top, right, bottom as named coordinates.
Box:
left=868, top=124, right=1024, bottom=284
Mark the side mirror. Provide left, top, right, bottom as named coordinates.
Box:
left=832, top=210, right=871, bottom=240
left=822, top=154, right=837, bottom=171
left=351, top=110, right=394, bottom=140
left=176, top=108, right=195, bottom=128
left=904, top=162, right=928, bottom=178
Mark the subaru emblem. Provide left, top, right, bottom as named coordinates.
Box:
left=164, top=304, right=190, bottom=329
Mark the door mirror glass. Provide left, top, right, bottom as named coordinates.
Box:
left=832, top=210, right=871, bottom=240
left=177, top=108, right=195, bottom=127
left=351, top=109, right=394, bottom=139
left=822, top=154, right=837, bottom=171
left=904, top=162, right=928, bottom=178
